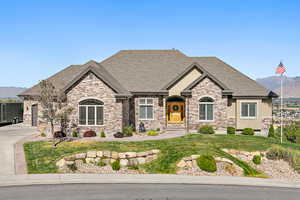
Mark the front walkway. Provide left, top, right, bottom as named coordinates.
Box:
left=0, top=124, right=37, bottom=175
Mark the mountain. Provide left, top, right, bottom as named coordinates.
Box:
left=0, top=87, right=27, bottom=100
left=256, top=76, right=300, bottom=98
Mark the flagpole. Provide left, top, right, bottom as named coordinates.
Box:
left=280, top=73, right=283, bottom=143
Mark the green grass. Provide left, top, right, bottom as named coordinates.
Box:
left=23, top=134, right=300, bottom=175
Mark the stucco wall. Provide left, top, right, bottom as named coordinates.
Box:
left=67, top=72, right=123, bottom=135
left=169, top=68, right=202, bottom=96
left=187, top=77, right=228, bottom=130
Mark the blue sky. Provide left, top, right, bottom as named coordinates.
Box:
left=0, top=0, right=299, bottom=88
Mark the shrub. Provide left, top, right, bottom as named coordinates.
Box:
left=242, top=128, right=254, bottom=136
left=198, top=126, right=215, bottom=134
left=111, top=159, right=121, bottom=171
left=40, top=132, right=46, bottom=137
left=83, top=130, right=96, bottom=137
left=283, top=125, right=300, bottom=143
left=268, top=124, right=275, bottom=138
left=156, top=128, right=160, bottom=132
left=252, top=155, right=261, bottom=165
left=196, top=155, right=217, bottom=172
left=54, top=131, right=66, bottom=138
left=72, top=131, right=78, bottom=137
left=113, top=132, right=124, bottom=138
left=123, top=126, right=134, bottom=137
left=227, top=127, right=236, bottom=135
left=266, top=145, right=300, bottom=173
left=96, top=159, right=106, bottom=167
left=147, top=130, right=158, bottom=136
left=100, top=130, right=106, bottom=138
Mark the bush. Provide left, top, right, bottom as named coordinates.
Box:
left=123, top=126, right=134, bottom=137
left=113, top=132, right=124, bottom=138
left=83, top=130, right=96, bottom=137
left=100, top=130, right=106, bottom=138
left=283, top=125, right=300, bottom=143
left=147, top=130, right=158, bottom=136
left=111, top=159, right=121, bottom=171
left=72, top=131, right=78, bottom=137
left=96, top=159, right=106, bottom=167
left=156, top=128, right=160, bottom=132
left=40, top=132, right=46, bottom=137
left=242, top=128, right=254, bottom=136
left=266, top=145, right=300, bottom=173
left=54, top=131, right=66, bottom=138
left=227, top=127, right=236, bottom=135
left=196, top=155, right=217, bottom=172
left=252, top=155, right=261, bottom=165
left=198, top=126, right=215, bottom=134
left=268, top=125, right=275, bottom=138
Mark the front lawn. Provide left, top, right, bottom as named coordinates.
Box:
left=24, top=134, right=300, bottom=175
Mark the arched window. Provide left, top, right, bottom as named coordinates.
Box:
left=199, top=97, right=214, bottom=121
left=79, top=99, right=104, bottom=125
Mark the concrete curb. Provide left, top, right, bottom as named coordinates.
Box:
left=1, top=174, right=300, bottom=188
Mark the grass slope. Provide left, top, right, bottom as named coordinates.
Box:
left=24, top=134, right=300, bottom=175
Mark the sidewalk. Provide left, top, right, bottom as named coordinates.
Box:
left=1, top=174, right=300, bottom=188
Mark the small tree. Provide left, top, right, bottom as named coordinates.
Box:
left=39, top=80, right=73, bottom=139
left=268, top=124, right=275, bottom=138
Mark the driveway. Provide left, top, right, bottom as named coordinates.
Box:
left=0, top=124, right=36, bottom=175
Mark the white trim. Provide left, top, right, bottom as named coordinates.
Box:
left=138, top=98, right=154, bottom=120
left=78, top=99, right=104, bottom=126
left=240, top=102, right=257, bottom=119
left=198, top=96, right=215, bottom=122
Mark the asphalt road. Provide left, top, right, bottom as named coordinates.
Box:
left=0, top=124, right=36, bottom=175
left=0, top=184, right=299, bottom=200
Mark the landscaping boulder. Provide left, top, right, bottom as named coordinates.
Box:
left=87, top=151, right=97, bottom=158
left=137, top=157, right=146, bottom=165
left=75, top=153, right=86, bottom=159
left=125, top=152, right=136, bottom=158
left=111, top=152, right=119, bottom=159
left=120, top=159, right=129, bottom=167
left=96, top=151, right=103, bottom=157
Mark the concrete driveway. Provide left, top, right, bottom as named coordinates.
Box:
left=0, top=124, right=36, bottom=175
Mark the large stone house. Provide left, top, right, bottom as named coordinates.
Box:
left=19, top=50, right=277, bottom=135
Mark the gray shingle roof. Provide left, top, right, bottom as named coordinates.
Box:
left=19, top=49, right=274, bottom=98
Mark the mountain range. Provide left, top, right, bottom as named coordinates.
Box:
left=256, top=76, right=300, bottom=98
left=0, top=87, right=27, bottom=100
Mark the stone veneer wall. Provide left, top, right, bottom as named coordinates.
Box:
left=187, top=77, right=228, bottom=130
left=134, top=96, right=166, bottom=131
left=67, top=72, right=123, bottom=135
left=23, top=98, right=39, bottom=126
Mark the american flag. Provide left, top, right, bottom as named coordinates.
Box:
left=276, top=62, right=286, bottom=75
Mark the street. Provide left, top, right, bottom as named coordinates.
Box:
left=0, top=184, right=299, bottom=200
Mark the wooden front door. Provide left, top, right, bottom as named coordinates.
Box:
left=167, top=102, right=185, bottom=123
left=31, top=104, right=38, bottom=127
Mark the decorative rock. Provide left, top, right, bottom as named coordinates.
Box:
left=125, top=152, right=136, bottom=158
left=137, top=152, right=147, bottom=157
left=215, top=157, right=233, bottom=164
left=120, top=159, right=129, bottom=167
left=95, top=157, right=101, bottom=163
left=87, top=151, right=97, bottom=158
left=119, top=153, right=126, bottom=159
left=102, top=158, right=111, bottom=165
left=152, top=149, right=160, bottom=154
left=96, top=151, right=103, bottom=157
left=75, top=159, right=84, bottom=168
left=192, top=160, right=198, bottom=168
left=65, top=161, right=75, bottom=166
left=128, top=158, right=138, bottom=166
left=65, top=155, right=76, bottom=161
left=137, top=157, right=146, bottom=165
left=183, top=157, right=192, bottom=162
left=191, top=155, right=200, bottom=160
left=147, top=151, right=154, bottom=155
left=75, top=153, right=86, bottom=159
left=103, top=151, right=111, bottom=158
left=56, top=159, right=66, bottom=168
left=186, top=161, right=193, bottom=168
left=111, top=152, right=119, bottom=159
left=86, top=158, right=95, bottom=164
left=177, top=160, right=187, bottom=168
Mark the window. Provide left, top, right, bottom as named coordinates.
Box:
left=241, top=102, right=257, bottom=118
left=199, top=97, right=214, bottom=121
left=139, top=98, right=154, bottom=120
left=79, top=99, right=104, bottom=125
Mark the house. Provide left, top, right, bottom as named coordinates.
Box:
left=19, top=50, right=277, bottom=135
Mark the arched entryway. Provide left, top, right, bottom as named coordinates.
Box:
left=166, top=96, right=185, bottom=123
